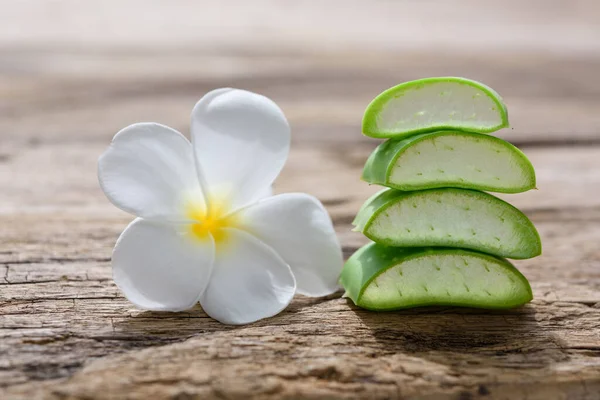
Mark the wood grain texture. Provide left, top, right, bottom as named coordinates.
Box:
left=1, top=1, right=600, bottom=399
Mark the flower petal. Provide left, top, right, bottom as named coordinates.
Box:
left=191, top=89, right=290, bottom=211
left=236, top=193, right=343, bottom=296
left=113, top=218, right=214, bottom=311
left=200, top=229, right=296, bottom=325
left=99, top=123, right=204, bottom=221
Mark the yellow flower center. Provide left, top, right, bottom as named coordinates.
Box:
left=187, top=196, right=240, bottom=244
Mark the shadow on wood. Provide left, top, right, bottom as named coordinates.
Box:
left=114, top=304, right=237, bottom=341
left=348, top=301, right=567, bottom=366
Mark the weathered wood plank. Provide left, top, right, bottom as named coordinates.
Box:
left=3, top=289, right=600, bottom=399
left=1, top=142, right=600, bottom=397
left=2, top=51, right=600, bottom=148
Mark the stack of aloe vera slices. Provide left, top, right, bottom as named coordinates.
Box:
left=340, top=77, right=541, bottom=311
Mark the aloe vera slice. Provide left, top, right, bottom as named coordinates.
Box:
left=362, top=77, right=508, bottom=139
left=362, top=131, right=535, bottom=193
left=353, top=188, right=541, bottom=259
left=340, top=243, right=533, bottom=310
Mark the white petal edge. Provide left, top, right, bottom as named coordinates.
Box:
left=191, top=88, right=290, bottom=211
left=235, top=193, right=343, bottom=297
left=200, top=228, right=296, bottom=325
left=113, top=218, right=214, bottom=312
left=98, top=123, right=205, bottom=221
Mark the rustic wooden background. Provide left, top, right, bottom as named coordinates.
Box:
left=1, top=1, right=599, bottom=399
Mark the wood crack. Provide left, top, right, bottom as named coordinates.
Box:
left=5, top=258, right=111, bottom=265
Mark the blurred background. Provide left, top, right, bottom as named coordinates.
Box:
left=0, top=0, right=599, bottom=254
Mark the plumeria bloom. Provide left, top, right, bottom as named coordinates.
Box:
left=98, top=88, right=343, bottom=325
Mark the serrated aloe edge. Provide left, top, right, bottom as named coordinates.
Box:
left=340, top=243, right=533, bottom=311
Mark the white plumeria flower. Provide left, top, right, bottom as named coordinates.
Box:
left=98, top=88, right=343, bottom=325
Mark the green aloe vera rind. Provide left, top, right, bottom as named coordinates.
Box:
left=362, top=131, right=536, bottom=194
left=340, top=243, right=533, bottom=311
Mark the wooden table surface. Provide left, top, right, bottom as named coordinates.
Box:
left=1, top=1, right=599, bottom=399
